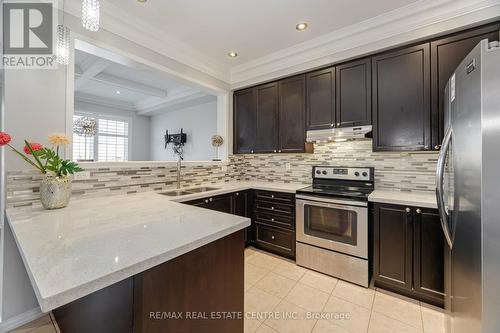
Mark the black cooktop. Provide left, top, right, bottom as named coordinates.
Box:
left=297, top=184, right=373, bottom=201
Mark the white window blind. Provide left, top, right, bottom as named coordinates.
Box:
left=72, top=114, right=130, bottom=162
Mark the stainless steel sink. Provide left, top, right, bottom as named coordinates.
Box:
left=186, top=187, right=220, bottom=193
left=159, top=190, right=195, bottom=197
left=158, top=186, right=220, bottom=197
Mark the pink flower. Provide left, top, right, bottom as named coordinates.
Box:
left=23, top=143, right=43, bottom=154
left=0, top=132, right=11, bottom=146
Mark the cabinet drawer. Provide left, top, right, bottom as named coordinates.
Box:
left=255, top=200, right=294, bottom=216
left=255, top=190, right=295, bottom=204
left=255, top=211, right=294, bottom=230
left=254, top=223, right=295, bottom=259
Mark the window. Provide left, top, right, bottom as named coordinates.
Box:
left=73, top=114, right=130, bottom=162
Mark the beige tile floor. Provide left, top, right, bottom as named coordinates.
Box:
left=9, top=247, right=448, bottom=333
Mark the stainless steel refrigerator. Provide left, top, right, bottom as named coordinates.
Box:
left=437, top=39, right=500, bottom=333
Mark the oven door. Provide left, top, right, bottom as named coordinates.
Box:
left=296, top=195, right=368, bottom=259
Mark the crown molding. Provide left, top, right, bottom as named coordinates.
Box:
left=230, top=0, right=500, bottom=88
left=63, top=0, right=230, bottom=84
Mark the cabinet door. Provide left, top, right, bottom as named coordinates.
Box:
left=372, top=43, right=431, bottom=151
left=207, top=193, right=233, bottom=214
left=234, top=88, right=257, bottom=154
left=413, top=208, right=445, bottom=306
left=374, top=203, right=413, bottom=292
left=306, top=67, right=335, bottom=130
left=431, top=24, right=500, bottom=150
left=336, top=58, right=372, bottom=127
left=279, top=75, right=306, bottom=153
left=186, top=198, right=208, bottom=208
left=234, top=191, right=253, bottom=245
left=255, top=83, right=279, bottom=153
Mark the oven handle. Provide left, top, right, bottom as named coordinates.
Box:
left=296, top=194, right=368, bottom=207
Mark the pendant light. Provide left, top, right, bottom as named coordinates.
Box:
left=56, top=25, right=70, bottom=65
left=82, top=0, right=100, bottom=32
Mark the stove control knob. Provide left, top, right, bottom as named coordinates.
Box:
left=362, top=172, right=368, bottom=177
left=354, top=172, right=360, bottom=176
left=322, top=170, right=327, bottom=175
left=316, top=170, right=321, bottom=175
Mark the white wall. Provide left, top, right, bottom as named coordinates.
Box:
left=151, top=101, right=217, bottom=161
left=75, top=101, right=151, bottom=161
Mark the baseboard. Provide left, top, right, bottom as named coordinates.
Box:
left=0, top=307, right=43, bottom=333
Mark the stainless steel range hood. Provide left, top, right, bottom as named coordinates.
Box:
left=306, top=125, right=372, bottom=142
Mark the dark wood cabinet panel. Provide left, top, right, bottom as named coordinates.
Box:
left=279, top=75, right=306, bottom=153
left=336, top=58, right=372, bottom=127
left=254, top=223, right=295, bottom=260
left=374, top=203, right=445, bottom=307
left=431, top=24, right=500, bottom=149
left=374, top=203, right=413, bottom=291
left=413, top=208, right=445, bottom=306
left=207, top=193, right=233, bottom=213
left=234, top=89, right=257, bottom=154
left=372, top=43, right=431, bottom=151
left=255, top=83, right=279, bottom=153
left=306, top=67, right=335, bottom=130
left=234, top=191, right=253, bottom=245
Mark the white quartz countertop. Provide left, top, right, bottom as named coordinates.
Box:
left=368, top=190, right=438, bottom=209
left=6, top=191, right=252, bottom=312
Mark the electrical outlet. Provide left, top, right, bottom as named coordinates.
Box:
left=73, top=171, right=90, bottom=180
left=285, top=163, right=291, bottom=171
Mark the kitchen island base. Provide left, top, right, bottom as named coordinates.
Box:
left=52, top=230, right=245, bottom=333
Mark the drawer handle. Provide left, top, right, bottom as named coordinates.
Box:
left=271, top=218, right=275, bottom=222
left=271, top=235, right=275, bottom=240
left=406, top=207, right=411, bottom=213
left=271, top=195, right=274, bottom=198
left=416, top=208, right=421, bottom=214
left=271, top=206, right=275, bottom=210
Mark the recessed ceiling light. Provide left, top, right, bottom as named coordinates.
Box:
left=116, top=90, right=121, bottom=94
left=228, top=51, right=238, bottom=58
left=296, top=22, right=308, bottom=31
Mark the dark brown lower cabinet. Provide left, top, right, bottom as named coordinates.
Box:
left=53, top=231, right=245, bottom=333
left=234, top=191, right=253, bottom=245
left=373, top=203, right=444, bottom=307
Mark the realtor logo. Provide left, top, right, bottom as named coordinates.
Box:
left=2, top=1, right=57, bottom=69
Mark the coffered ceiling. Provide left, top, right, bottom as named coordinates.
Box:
left=65, top=0, right=500, bottom=87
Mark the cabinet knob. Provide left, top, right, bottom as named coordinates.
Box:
left=271, top=218, right=275, bottom=222
left=424, top=145, right=429, bottom=150
left=271, top=235, right=275, bottom=240
left=271, top=195, right=274, bottom=198
left=278, top=150, right=282, bottom=153
left=337, top=123, right=340, bottom=126
left=330, top=124, right=334, bottom=128
left=274, top=150, right=277, bottom=153
left=209, top=198, right=213, bottom=202
left=251, top=150, right=254, bottom=153
left=235, top=192, right=239, bottom=196
left=405, top=207, right=411, bottom=213
left=271, top=206, right=275, bottom=210
left=434, top=145, right=441, bottom=150
left=416, top=208, right=421, bottom=214
left=205, top=199, right=209, bottom=204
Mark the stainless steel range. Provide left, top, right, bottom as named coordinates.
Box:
left=296, top=166, right=374, bottom=287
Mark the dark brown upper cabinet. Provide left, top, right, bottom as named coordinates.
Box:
left=255, top=83, right=279, bottom=153
left=372, top=43, right=431, bottom=151
left=278, top=75, right=306, bottom=153
left=430, top=24, right=500, bottom=150
left=306, top=67, right=335, bottom=130
left=336, top=58, right=372, bottom=127
left=234, top=88, right=257, bottom=154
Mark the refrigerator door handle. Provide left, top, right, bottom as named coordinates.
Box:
left=436, top=127, right=453, bottom=249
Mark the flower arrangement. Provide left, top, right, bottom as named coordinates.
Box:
left=0, top=132, right=82, bottom=176
left=0, top=132, right=83, bottom=209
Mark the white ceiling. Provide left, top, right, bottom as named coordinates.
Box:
left=103, top=0, right=419, bottom=67
left=74, top=49, right=215, bottom=115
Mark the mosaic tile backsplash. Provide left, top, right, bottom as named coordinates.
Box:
left=6, top=139, right=438, bottom=207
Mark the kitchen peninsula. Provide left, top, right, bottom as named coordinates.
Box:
left=6, top=192, right=251, bottom=333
